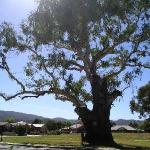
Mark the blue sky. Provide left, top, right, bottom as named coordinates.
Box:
left=0, top=0, right=149, bottom=120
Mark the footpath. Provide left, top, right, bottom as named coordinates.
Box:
left=0, top=143, right=120, bottom=150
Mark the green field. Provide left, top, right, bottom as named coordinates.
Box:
left=2, top=133, right=150, bottom=149
left=113, top=133, right=150, bottom=149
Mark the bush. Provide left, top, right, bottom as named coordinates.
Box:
left=139, top=119, right=150, bottom=133
left=47, top=130, right=61, bottom=135
left=3, top=132, right=16, bottom=136
left=15, top=125, right=26, bottom=136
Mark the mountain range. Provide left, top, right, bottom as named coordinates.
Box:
left=0, top=110, right=143, bottom=125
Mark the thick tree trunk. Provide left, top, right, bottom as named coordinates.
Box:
left=75, top=75, right=115, bottom=146
left=86, top=109, right=114, bottom=145
left=76, top=105, right=114, bottom=146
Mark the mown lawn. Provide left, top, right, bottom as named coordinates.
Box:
left=113, top=133, right=150, bottom=148
left=3, top=134, right=81, bottom=146
left=2, top=133, right=150, bottom=148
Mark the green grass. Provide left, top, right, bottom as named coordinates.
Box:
left=3, top=134, right=81, bottom=146
left=2, top=133, right=150, bottom=148
left=113, top=133, right=150, bottom=148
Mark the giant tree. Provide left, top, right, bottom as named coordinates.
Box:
left=0, top=0, right=150, bottom=146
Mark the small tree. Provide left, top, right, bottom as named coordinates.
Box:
left=45, top=120, right=57, bottom=131
left=15, top=125, right=26, bottom=136
left=32, top=118, right=43, bottom=124
left=4, top=117, right=15, bottom=123
left=63, top=121, right=72, bottom=127
left=138, top=119, right=150, bottom=132
left=129, top=121, right=138, bottom=128
left=110, top=121, right=116, bottom=127
left=0, top=0, right=150, bottom=145
left=130, top=82, right=150, bottom=119
left=130, top=82, right=150, bottom=132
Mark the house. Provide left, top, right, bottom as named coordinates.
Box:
left=60, top=123, right=84, bottom=134
left=0, top=122, right=9, bottom=130
left=0, top=122, right=9, bottom=127
left=60, top=127, right=70, bottom=134
left=0, top=122, right=10, bottom=135
left=111, top=125, right=137, bottom=132
left=11, top=121, right=27, bottom=127
left=70, top=123, right=83, bottom=133
left=32, top=124, right=45, bottom=128
left=31, top=124, right=46, bottom=134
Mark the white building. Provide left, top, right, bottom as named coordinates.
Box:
left=111, top=125, right=137, bottom=132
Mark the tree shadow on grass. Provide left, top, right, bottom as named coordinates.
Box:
left=115, top=144, right=150, bottom=150
left=77, top=143, right=150, bottom=150
left=102, top=143, right=150, bottom=150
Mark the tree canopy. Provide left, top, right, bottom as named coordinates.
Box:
left=0, top=0, right=150, bottom=145
left=0, top=0, right=149, bottom=106
left=130, top=82, right=150, bottom=119
left=32, top=118, right=44, bottom=124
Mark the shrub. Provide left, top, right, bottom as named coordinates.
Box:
left=15, top=125, right=26, bottom=136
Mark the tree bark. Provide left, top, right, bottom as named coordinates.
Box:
left=76, top=105, right=114, bottom=146
left=75, top=75, right=115, bottom=146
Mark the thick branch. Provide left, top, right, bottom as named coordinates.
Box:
left=108, top=90, right=122, bottom=105
left=0, top=53, right=25, bottom=91
left=49, top=87, right=85, bottom=107
left=0, top=90, right=49, bottom=101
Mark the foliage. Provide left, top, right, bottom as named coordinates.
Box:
left=138, top=118, right=150, bottom=132
left=32, top=118, right=44, bottom=124
left=45, top=120, right=69, bottom=131
left=45, top=120, right=58, bottom=131
left=130, top=82, right=150, bottom=119
left=0, top=0, right=149, bottom=107
left=15, top=125, right=26, bottom=136
left=110, top=121, right=116, bottom=127
left=0, top=0, right=150, bottom=145
left=63, top=121, right=72, bottom=127
left=128, top=121, right=138, bottom=128
left=47, top=130, right=61, bottom=135
left=4, top=117, right=15, bottom=123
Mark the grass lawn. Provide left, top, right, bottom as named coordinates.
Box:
left=3, top=134, right=81, bottom=146
left=2, top=133, right=150, bottom=149
left=113, top=133, right=150, bottom=149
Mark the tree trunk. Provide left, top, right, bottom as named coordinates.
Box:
left=86, top=108, right=114, bottom=145
left=76, top=105, right=114, bottom=146
left=75, top=75, right=115, bottom=146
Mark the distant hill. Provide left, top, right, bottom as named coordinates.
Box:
left=0, top=110, right=77, bottom=123
left=0, top=110, right=48, bottom=123
left=53, top=117, right=77, bottom=124
left=114, top=119, right=143, bottom=125
left=0, top=110, right=143, bottom=125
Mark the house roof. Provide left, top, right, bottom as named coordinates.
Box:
left=32, top=124, right=45, bottom=128
left=11, top=121, right=27, bottom=126
left=11, top=123, right=18, bottom=126
left=17, top=121, right=27, bottom=125
left=61, top=127, right=70, bottom=130
left=0, top=122, right=8, bottom=126
left=70, top=124, right=83, bottom=129
left=111, top=125, right=136, bottom=131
